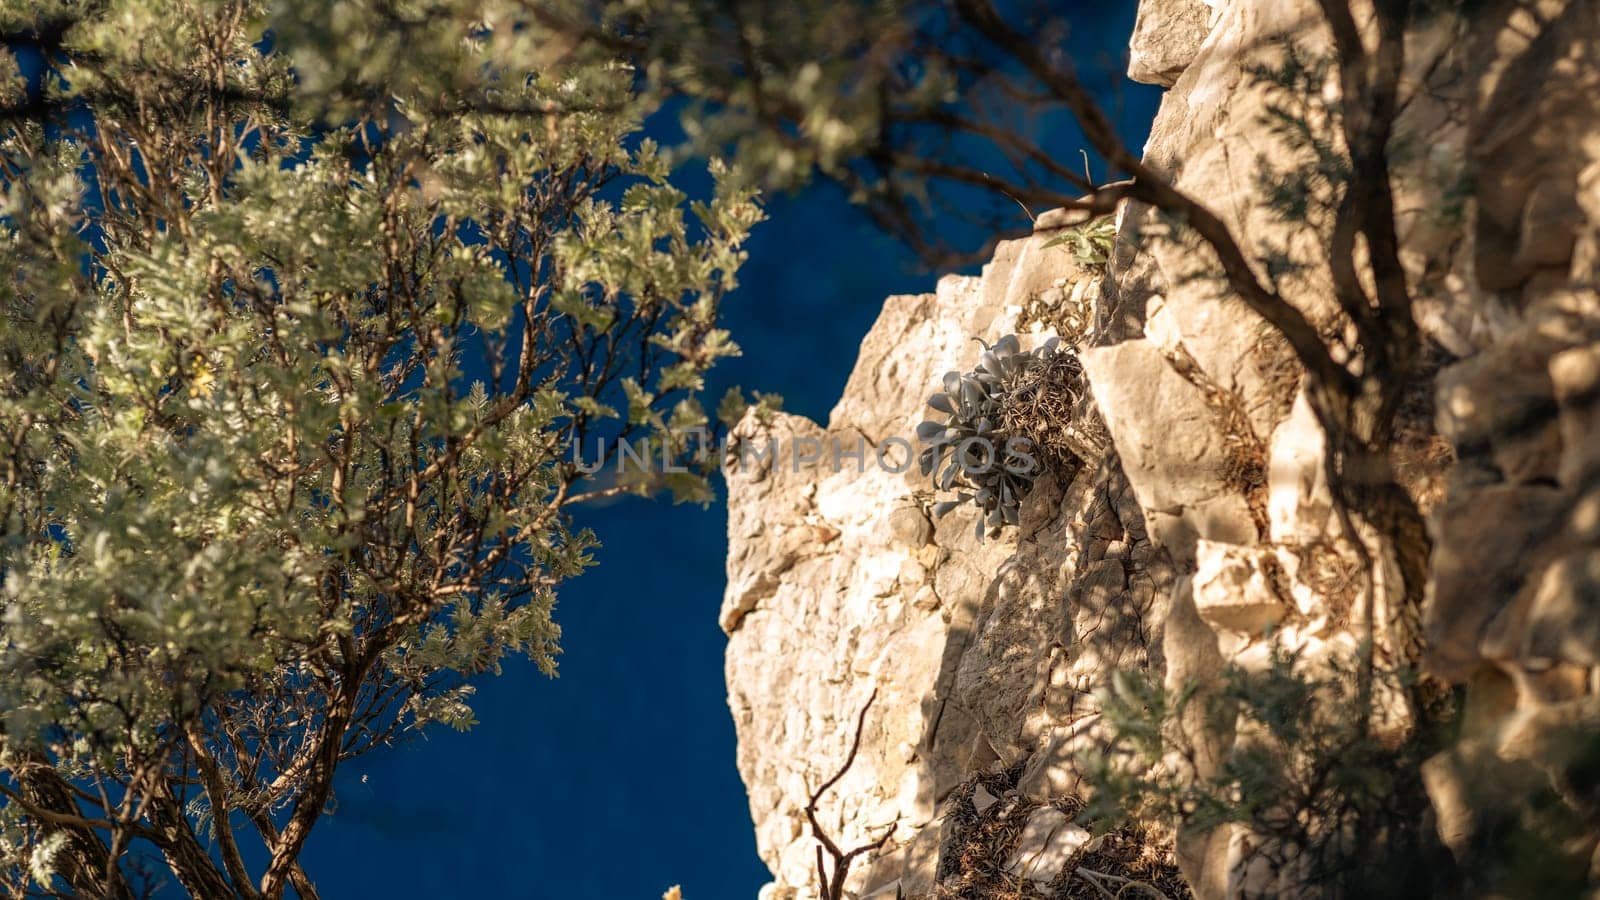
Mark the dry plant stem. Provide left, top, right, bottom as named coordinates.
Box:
left=806, top=689, right=896, bottom=900
left=1075, top=866, right=1172, bottom=900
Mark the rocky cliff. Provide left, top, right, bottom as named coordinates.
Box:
left=721, top=1, right=1600, bottom=897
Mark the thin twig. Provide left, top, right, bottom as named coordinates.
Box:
left=805, top=689, right=895, bottom=900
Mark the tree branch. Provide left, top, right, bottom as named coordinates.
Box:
left=950, top=0, right=1356, bottom=399
left=804, top=689, right=896, bottom=900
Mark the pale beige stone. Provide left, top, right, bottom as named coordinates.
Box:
left=1128, top=0, right=1216, bottom=87
left=724, top=2, right=1600, bottom=897
left=1005, top=807, right=1091, bottom=883
left=1191, top=541, right=1292, bottom=635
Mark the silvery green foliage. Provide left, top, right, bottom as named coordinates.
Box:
left=917, top=334, right=1059, bottom=540
left=0, top=1, right=760, bottom=895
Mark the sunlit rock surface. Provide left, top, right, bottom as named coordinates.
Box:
left=724, top=0, right=1600, bottom=897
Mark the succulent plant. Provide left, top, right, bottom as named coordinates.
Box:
left=917, top=334, right=1063, bottom=540
left=1040, top=213, right=1117, bottom=267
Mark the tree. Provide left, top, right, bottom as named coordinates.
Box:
left=0, top=1, right=760, bottom=896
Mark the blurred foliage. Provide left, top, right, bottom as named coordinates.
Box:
left=1083, top=642, right=1458, bottom=899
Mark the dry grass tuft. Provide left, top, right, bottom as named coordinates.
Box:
left=1044, top=824, right=1192, bottom=900
left=913, top=766, right=1191, bottom=900
left=999, top=349, right=1089, bottom=485
left=927, top=764, right=1042, bottom=900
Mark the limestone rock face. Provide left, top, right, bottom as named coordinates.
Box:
left=1128, top=0, right=1216, bottom=87
left=723, top=1, right=1600, bottom=897
left=722, top=236, right=1168, bottom=899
